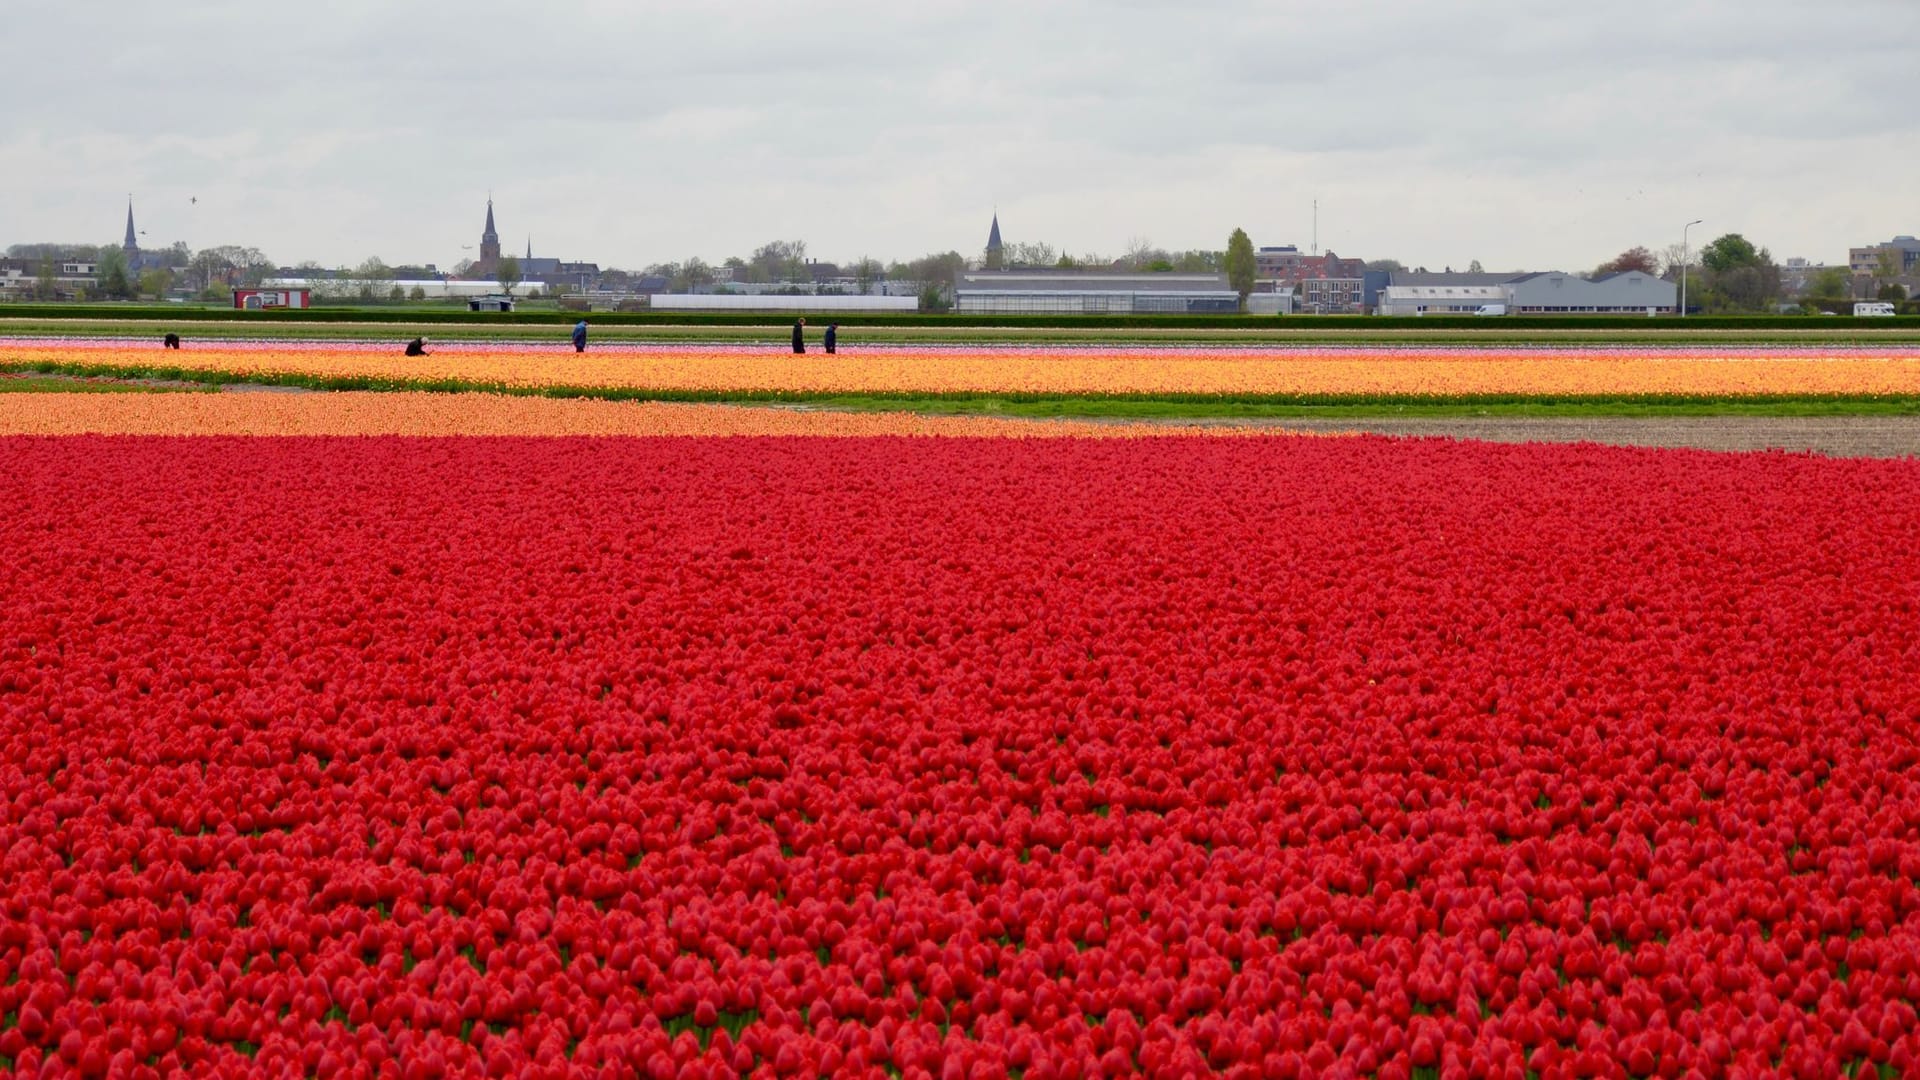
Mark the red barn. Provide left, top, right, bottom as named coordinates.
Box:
left=233, top=288, right=311, bottom=310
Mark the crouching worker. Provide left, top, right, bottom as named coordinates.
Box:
left=405, top=336, right=431, bottom=357
left=163, top=333, right=181, bottom=350
left=572, top=319, right=588, bottom=353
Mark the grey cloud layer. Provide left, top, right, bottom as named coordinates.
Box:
left=4, top=0, right=1913, bottom=270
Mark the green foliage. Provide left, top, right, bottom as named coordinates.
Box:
left=0, top=375, right=219, bottom=394
left=1691, top=234, right=1782, bottom=312
left=678, top=257, right=716, bottom=291
left=95, top=247, right=134, bottom=299
left=1593, top=247, right=1659, bottom=277
left=1878, top=282, right=1907, bottom=304
left=1224, top=228, right=1256, bottom=306
left=1005, top=242, right=1056, bottom=270
left=187, top=246, right=274, bottom=290
left=7, top=242, right=101, bottom=262
left=409, top=285, right=428, bottom=302
left=746, top=240, right=809, bottom=283
left=1805, top=267, right=1853, bottom=300
left=1699, top=233, right=1762, bottom=273
left=898, top=251, right=966, bottom=293
left=138, top=268, right=174, bottom=300
left=1707, top=265, right=1779, bottom=312
left=495, top=255, right=522, bottom=295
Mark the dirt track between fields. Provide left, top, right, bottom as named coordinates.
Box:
left=1236, top=416, right=1920, bottom=458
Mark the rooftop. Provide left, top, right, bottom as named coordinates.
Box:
left=1388, top=271, right=1527, bottom=287
left=958, top=271, right=1233, bottom=293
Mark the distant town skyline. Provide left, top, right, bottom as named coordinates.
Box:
left=4, top=1, right=1916, bottom=272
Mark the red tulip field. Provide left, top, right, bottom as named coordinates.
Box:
left=5, top=434, right=1920, bottom=1079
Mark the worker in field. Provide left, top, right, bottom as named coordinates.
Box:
left=572, top=319, right=588, bottom=353
left=163, top=333, right=180, bottom=350
left=791, top=317, right=806, bottom=354
left=825, top=323, right=838, bottom=354
left=405, top=336, right=430, bottom=357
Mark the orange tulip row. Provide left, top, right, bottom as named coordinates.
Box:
left=0, top=391, right=1286, bottom=439
left=8, top=340, right=1920, bottom=398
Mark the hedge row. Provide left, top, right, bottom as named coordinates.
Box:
left=3, top=303, right=1918, bottom=331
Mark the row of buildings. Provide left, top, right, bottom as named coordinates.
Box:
left=1848, top=236, right=1920, bottom=278
left=948, top=266, right=1679, bottom=316
left=957, top=224, right=1681, bottom=314
left=8, top=200, right=1914, bottom=313
left=959, top=219, right=1919, bottom=315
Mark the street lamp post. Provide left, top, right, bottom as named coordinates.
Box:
left=1680, top=219, right=1703, bottom=317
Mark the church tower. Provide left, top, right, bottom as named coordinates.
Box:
left=479, top=200, right=501, bottom=266
left=123, top=199, right=140, bottom=263
left=984, top=212, right=1004, bottom=271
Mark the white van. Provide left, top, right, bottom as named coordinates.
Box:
left=1854, top=302, right=1897, bottom=317
left=1473, top=304, right=1507, bottom=317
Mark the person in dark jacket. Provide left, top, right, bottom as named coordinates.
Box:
left=163, top=333, right=181, bottom=350
left=824, top=323, right=838, bottom=354
left=791, top=317, right=806, bottom=354
left=571, top=320, right=588, bottom=353
left=405, top=337, right=430, bottom=357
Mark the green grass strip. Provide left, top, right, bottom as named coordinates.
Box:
left=0, top=374, right=219, bottom=394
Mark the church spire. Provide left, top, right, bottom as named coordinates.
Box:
left=526, top=236, right=532, bottom=260
left=479, top=199, right=501, bottom=265
left=123, top=198, right=138, bottom=253
left=986, top=212, right=1002, bottom=253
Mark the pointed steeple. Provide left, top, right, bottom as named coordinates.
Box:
left=479, top=199, right=501, bottom=264
left=123, top=199, right=138, bottom=253
left=986, top=212, right=1002, bottom=253
left=526, top=236, right=532, bottom=260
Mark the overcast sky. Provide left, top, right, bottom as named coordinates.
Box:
left=5, top=1, right=1915, bottom=272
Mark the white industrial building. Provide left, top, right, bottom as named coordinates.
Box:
left=954, top=271, right=1241, bottom=314
left=1376, top=273, right=1514, bottom=316
left=1376, top=270, right=1677, bottom=316
left=648, top=294, right=920, bottom=313
left=263, top=278, right=548, bottom=300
